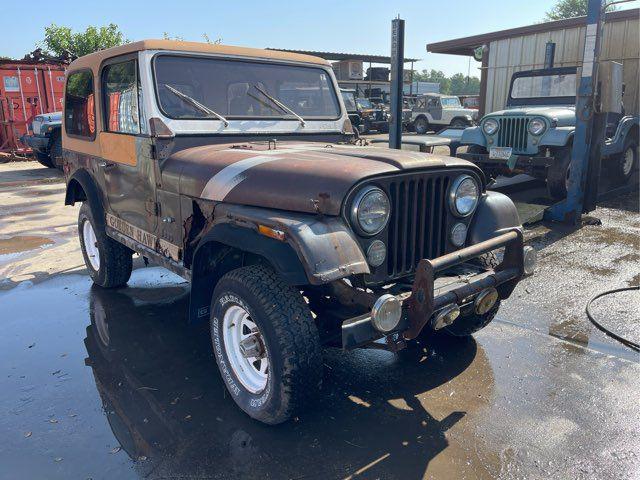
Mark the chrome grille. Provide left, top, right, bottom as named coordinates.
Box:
left=386, top=175, right=450, bottom=278
left=497, top=117, right=529, bottom=153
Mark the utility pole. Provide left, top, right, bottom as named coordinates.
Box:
left=545, top=0, right=605, bottom=224
left=389, top=17, right=405, bottom=150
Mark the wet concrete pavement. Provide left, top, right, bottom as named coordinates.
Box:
left=1, top=162, right=639, bottom=479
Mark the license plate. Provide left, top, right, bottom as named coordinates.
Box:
left=489, top=147, right=512, bottom=160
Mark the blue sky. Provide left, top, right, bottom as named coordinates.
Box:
left=0, top=0, right=616, bottom=76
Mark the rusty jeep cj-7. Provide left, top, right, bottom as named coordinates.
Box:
left=62, top=40, right=535, bottom=424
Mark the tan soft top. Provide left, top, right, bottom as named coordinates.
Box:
left=68, top=39, right=330, bottom=73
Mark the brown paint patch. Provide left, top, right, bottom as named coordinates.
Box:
left=0, top=236, right=54, bottom=255
left=99, top=132, right=137, bottom=166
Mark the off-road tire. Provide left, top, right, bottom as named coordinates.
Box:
left=351, top=125, right=360, bottom=140
left=210, top=265, right=322, bottom=425
left=362, top=119, right=371, bottom=135
left=443, top=300, right=501, bottom=337
left=49, top=134, right=63, bottom=170
left=611, top=137, right=638, bottom=184
left=467, top=144, right=487, bottom=155
left=451, top=118, right=468, bottom=128
left=34, top=151, right=55, bottom=168
left=78, top=203, right=133, bottom=288
left=473, top=249, right=502, bottom=270
left=414, top=117, right=429, bottom=135
left=547, top=145, right=572, bottom=200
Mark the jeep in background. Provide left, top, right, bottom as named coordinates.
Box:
left=411, top=93, right=478, bottom=134
left=356, top=96, right=389, bottom=133
left=21, top=111, right=63, bottom=169
left=340, top=89, right=362, bottom=136
left=459, top=66, right=639, bottom=199
left=62, top=40, right=533, bottom=425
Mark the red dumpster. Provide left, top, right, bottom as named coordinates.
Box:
left=0, top=59, right=67, bottom=155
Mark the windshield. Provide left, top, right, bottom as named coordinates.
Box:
left=341, top=91, right=357, bottom=110
left=356, top=98, right=373, bottom=109
left=511, top=73, right=577, bottom=99
left=441, top=96, right=461, bottom=108
left=154, top=55, right=341, bottom=120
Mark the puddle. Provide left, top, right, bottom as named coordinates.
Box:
left=0, top=236, right=54, bottom=255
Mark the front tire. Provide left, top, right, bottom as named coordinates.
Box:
left=450, top=118, right=468, bottom=128
left=34, top=151, right=54, bottom=168
left=78, top=203, right=133, bottom=288
left=444, top=300, right=501, bottom=337
left=210, top=265, right=322, bottom=425
left=414, top=117, right=429, bottom=135
left=49, top=134, right=63, bottom=170
left=547, top=145, right=572, bottom=200
left=611, top=137, right=638, bottom=183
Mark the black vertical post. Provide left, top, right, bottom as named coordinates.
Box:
left=389, top=17, right=404, bottom=150
left=544, top=42, right=556, bottom=69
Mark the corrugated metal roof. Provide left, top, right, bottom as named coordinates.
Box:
left=427, top=8, right=639, bottom=56
left=266, top=48, right=419, bottom=63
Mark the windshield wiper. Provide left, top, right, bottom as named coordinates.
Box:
left=253, top=85, right=306, bottom=127
left=163, top=84, right=229, bottom=127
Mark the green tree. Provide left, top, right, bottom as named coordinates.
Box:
left=411, top=69, right=480, bottom=95
left=544, top=0, right=615, bottom=20
left=413, top=69, right=452, bottom=93
left=449, top=73, right=481, bottom=95
left=40, top=24, right=128, bottom=58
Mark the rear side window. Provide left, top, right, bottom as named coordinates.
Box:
left=65, top=70, right=95, bottom=138
left=102, top=60, right=141, bottom=134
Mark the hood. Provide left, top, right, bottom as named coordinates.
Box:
left=485, top=106, right=575, bottom=126
left=164, top=141, right=476, bottom=215
left=453, top=107, right=478, bottom=118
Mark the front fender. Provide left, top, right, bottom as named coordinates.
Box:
left=187, top=204, right=369, bottom=324
left=65, top=168, right=107, bottom=227
left=602, top=115, right=639, bottom=156
left=539, top=126, right=573, bottom=147
left=460, top=126, right=486, bottom=147
left=467, top=191, right=522, bottom=245
left=200, top=204, right=369, bottom=286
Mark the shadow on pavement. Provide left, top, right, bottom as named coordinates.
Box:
left=85, top=283, right=492, bottom=479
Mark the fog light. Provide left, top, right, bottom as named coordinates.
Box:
left=371, top=294, right=402, bottom=333
left=523, top=246, right=537, bottom=276
left=432, top=304, right=460, bottom=330
left=450, top=222, right=467, bottom=247
left=366, top=240, right=386, bottom=268
left=474, top=287, right=499, bottom=315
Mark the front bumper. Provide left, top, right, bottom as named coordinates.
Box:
left=458, top=152, right=553, bottom=177
left=20, top=134, right=50, bottom=153
left=342, top=229, right=525, bottom=349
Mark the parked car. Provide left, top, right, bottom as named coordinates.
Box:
left=410, top=93, right=478, bottom=134
left=340, top=89, right=362, bottom=136
left=460, top=95, right=480, bottom=110
left=458, top=66, right=639, bottom=198
left=62, top=39, right=533, bottom=425
left=356, top=97, right=389, bottom=133
left=21, top=111, right=63, bottom=169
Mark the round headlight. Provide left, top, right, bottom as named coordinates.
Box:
left=366, top=240, right=387, bottom=267
left=450, top=222, right=468, bottom=247
left=371, top=294, right=402, bottom=333
left=483, top=118, right=499, bottom=135
left=351, top=187, right=390, bottom=235
left=528, top=117, right=546, bottom=136
left=449, top=175, right=479, bottom=217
